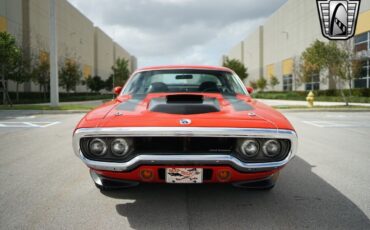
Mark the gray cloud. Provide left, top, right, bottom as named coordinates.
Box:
left=68, top=0, right=287, bottom=67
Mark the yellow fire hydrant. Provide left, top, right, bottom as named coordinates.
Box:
left=306, top=91, right=315, bottom=108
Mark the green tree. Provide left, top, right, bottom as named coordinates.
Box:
left=59, top=60, right=82, bottom=94
left=0, top=32, right=21, bottom=104
left=9, top=52, right=31, bottom=102
left=269, top=75, right=280, bottom=90
left=31, top=55, right=50, bottom=100
left=337, top=40, right=362, bottom=101
left=302, top=40, right=350, bottom=105
left=85, top=75, right=105, bottom=93
left=256, top=76, right=267, bottom=91
left=112, top=58, right=130, bottom=87
left=223, top=58, right=249, bottom=80
left=105, top=75, right=113, bottom=91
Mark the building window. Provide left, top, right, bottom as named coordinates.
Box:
left=305, top=73, right=320, bottom=91
left=354, top=32, right=368, bottom=44
left=354, top=59, right=370, bottom=88
left=283, top=74, right=293, bottom=91
left=354, top=32, right=370, bottom=89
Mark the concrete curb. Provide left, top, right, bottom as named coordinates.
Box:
left=277, top=109, right=370, bottom=113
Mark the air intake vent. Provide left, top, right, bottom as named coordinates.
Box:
left=166, top=94, right=203, bottom=103
left=149, top=94, right=220, bottom=115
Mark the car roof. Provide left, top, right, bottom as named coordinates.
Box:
left=135, top=65, right=233, bottom=73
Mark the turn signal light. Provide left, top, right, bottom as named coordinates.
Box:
left=216, top=170, right=231, bottom=182
left=140, top=169, right=154, bottom=181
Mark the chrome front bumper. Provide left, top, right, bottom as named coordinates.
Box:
left=73, top=127, right=298, bottom=172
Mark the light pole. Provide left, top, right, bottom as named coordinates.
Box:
left=49, top=0, right=59, bottom=106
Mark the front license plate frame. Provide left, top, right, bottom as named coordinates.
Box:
left=165, top=168, right=203, bottom=184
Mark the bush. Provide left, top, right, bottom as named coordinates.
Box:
left=253, top=89, right=370, bottom=103
left=85, top=75, right=105, bottom=93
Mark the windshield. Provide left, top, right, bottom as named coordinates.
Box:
left=122, top=69, right=246, bottom=96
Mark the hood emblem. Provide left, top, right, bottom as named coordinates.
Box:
left=179, top=119, right=191, bottom=125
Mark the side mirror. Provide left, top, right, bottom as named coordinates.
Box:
left=246, top=87, right=254, bottom=94
left=113, top=86, right=122, bottom=95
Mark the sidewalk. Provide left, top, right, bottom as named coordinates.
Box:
left=258, top=99, right=370, bottom=107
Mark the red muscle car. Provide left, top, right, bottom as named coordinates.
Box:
left=73, top=65, right=297, bottom=190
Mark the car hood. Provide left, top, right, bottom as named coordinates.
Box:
left=80, top=93, right=294, bottom=130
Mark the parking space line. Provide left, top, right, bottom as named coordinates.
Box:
left=38, top=121, right=60, bottom=128
left=0, top=121, right=60, bottom=128
left=23, top=122, right=40, bottom=127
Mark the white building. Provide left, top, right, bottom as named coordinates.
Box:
left=0, top=0, right=137, bottom=93
left=224, top=0, right=370, bottom=91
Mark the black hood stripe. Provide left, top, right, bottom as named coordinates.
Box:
left=116, top=94, right=146, bottom=111
left=224, top=96, right=253, bottom=111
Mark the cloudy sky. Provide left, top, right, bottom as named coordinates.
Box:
left=68, top=0, right=287, bottom=67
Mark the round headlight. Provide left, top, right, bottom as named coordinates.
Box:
left=89, top=138, right=107, bottom=156
left=262, top=140, right=281, bottom=157
left=239, top=139, right=259, bottom=157
left=111, top=138, right=130, bottom=156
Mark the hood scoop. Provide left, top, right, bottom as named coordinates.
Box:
left=149, top=94, right=220, bottom=115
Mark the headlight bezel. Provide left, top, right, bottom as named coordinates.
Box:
left=236, top=138, right=290, bottom=162
left=80, top=137, right=133, bottom=161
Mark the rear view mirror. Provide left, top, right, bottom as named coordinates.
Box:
left=246, top=87, right=254, bottom=94
left=176, top=75, right=193, bottom=80
left=114, top=86, right=123, bottom=95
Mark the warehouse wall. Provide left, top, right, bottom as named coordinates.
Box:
left=226, top=0, right=370, bottom=92
left=0, top=0, right=24, bottom=92
left=113, top=42, right=132, bottom=72
left=0, top=0, right=22, bottom=40
left=26, top=0, right=96, bottom=92
left=242, top=26, right=263, bottom=84
left=0, top=0, right=137, bottom=93
left=94, top=27, right=114, bottom=81
left=262, top=0, right=326, bottom=91
left=130, top=56, right=138, bottom=73
left=227, top=41, right=244, bottom=62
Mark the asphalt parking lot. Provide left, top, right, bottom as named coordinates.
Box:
left=0, top=111, right=369, bottom=229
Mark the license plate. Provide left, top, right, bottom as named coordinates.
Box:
left=165, top=168, right=203, bottom=184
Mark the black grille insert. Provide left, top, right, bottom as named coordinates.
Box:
left=134, top=137, right=235, bottom=154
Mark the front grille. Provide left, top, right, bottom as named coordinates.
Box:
left=80, top=137, right=291, bottom=163
left=133, top=137, right=235, bottom=154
